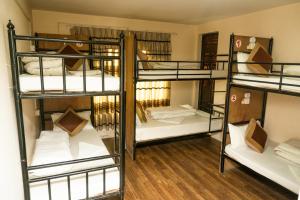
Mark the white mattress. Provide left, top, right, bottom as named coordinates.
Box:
left=136, top=112, right=223, bottom=142
left=138, top=69, right=227, bottom=80
left=19, top=74, right=120, bottom=92
left=225, top=142, right=300, bottom=194
left=29, top=129, right=119, bottom=200
left=233, top=74, right=300, bottom=93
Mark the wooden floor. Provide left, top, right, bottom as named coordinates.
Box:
left=124, top=137, right=297, bottom=200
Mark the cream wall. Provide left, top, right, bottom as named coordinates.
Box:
left=196, top=3, right=300, bottom=142
left=31, top=10, right=198, bottom=106
left=0, top=0, right=37, bottom=199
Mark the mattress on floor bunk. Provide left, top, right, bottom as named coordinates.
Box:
left=136, top=112, right=223, bottom=142
left=19, top=73, right=120, bottom=92
left=138, top=69, right=227, bottom=80
left=225, top=142, right=300, bottom=194
left=29, top=129, right=120, bottom=200
left=232, top=74, right=300, bottom=93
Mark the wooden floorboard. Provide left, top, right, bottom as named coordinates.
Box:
left=124, top=137, right=297, bottom=200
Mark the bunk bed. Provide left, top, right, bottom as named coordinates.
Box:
left=7, top=21, right=126, bottom=200
left=125, top=33, right=228, bottom=159
left=220, top=34, right=300, bottom=194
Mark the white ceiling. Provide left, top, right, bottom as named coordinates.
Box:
left=30, top=0, right=299, bottom=24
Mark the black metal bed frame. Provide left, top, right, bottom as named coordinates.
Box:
left=219, top=33, right=300, bottom=193
left=130, top=34, right=228, bottom=159
left=7, top=20, right=126, bottom=200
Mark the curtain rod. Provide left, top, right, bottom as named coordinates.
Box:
left=58, top=22, right=178, bottom=36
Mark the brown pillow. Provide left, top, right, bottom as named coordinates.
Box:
left=58, top=44, right=83, bottom=70
left=55, top=107, right=88, bottom=136
left=137, top=50, right=152, bottom=69
left=136, top=102, right=147, bottom=123
left=245, top=118, right=267, bottom=153
left=247, top=43, right=272, bottom=75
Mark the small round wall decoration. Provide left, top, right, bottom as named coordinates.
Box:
left=231, top=94, right=237, bottom=102
left=235, top=39, right=242, bottom=48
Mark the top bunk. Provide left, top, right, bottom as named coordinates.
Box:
left=7, top=21, right=125, bottom=99
left=228, top=34, right=300, bottom=96
left=133, top=36, right=229, bottom=82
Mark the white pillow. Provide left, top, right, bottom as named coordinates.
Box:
left=21, top=52, right=57, bottom=63
left=39, top=131, right=69, bottom=143
left=237, top=52, right=251, bottom=74
left=25, top=66, right=66, bottom=76
left=30, top=137, right=73, bottom=177
left=228, top=123, right=248, bottom=149
left=52, top=111, right=94, bottom=132
left=283, top=65, right=300, bottom=76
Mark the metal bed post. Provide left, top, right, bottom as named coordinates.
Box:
left=219, top=33, right=234, bottom=173
left=89, top=36, right=95, bottom=128
left=89, top=36, right=94, bottom=69
left=34, top=33, right=46, bottom=132
left=7, top=20, right=31, bottom=200
left=260, top=37, right=273, bottom=127
left=119, top=32, right=126, bottom=200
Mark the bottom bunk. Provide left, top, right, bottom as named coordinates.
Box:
left=29, top=128, right=120, bottom=200
left=136, top=110, right=223, bottom=143
left=225, top=141, right=300, bottom=194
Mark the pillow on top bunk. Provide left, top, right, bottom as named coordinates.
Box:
left=54, top=107, right=88, bottom=136
left=245, top=118, right=268, bottom=153
left=237, top=52, right=252, bottom=74
left=136, top=102, right=147, bottom=123
left=58, top=44, right=83, bottom=71
left=137, top=50, right=152, bottom=70
left=23, top=57, right=65, bottom=76
left=246, top=43, right=273, bottom=75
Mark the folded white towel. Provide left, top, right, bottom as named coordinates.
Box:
left=146, top=104, right=196, bottom=120
left=157, top=117, right=185, bottom=124
left=275, top=139, right=300, bottom=155
left=30, top=139, right=73, bottom=177
left=275, top=150, right=300, bottom=165
left=274, top=139, right=300, bottom=165
left=288, top=165, right=300, bottom=182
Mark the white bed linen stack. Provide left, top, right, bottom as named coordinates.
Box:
left=145, top=104, right=196, bottom=121
left=274, top=139, right=300, bottom=165
left=22, top=54, right=64, bottom=76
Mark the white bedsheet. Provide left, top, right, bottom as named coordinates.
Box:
left=138, top=69, right=227, bottom=80
left=19, top=73, right=120, bottom=92
left=232, top=74, right=300, bottom=93
left=225, top=142, right=300, bottom=194
left=29, top=129, right=119, bottom=200
left=136, top=112, right=223, bottom=142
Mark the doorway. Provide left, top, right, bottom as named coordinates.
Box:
left=198, top=32, right=219, bottom=113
